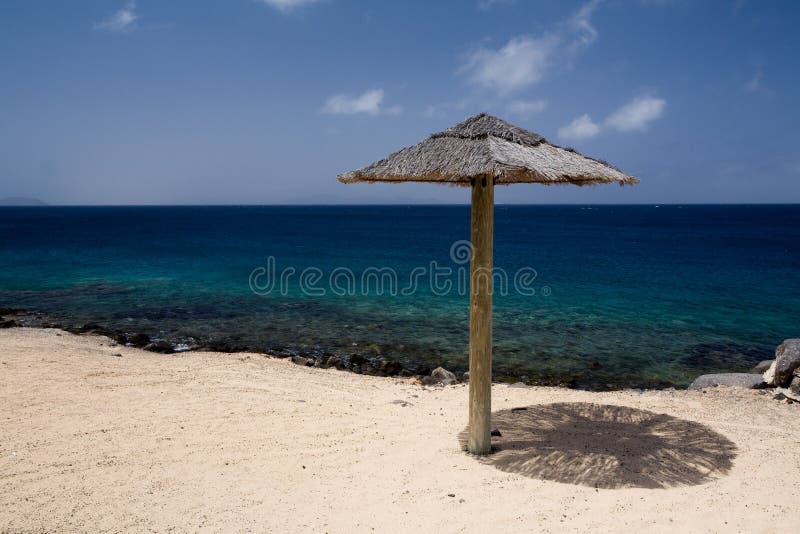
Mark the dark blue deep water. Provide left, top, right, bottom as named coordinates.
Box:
left=1, top=205, right=798, bottom=388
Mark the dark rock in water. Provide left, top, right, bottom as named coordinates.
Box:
left=0, top=319, right=21, bottom=328
left=399, top=369, right=413, bottom=377
left=587, top=360, right=602, bottom=370
left=75, top=322, right=106, bottom=334
left=431, top=367, right=457, bottom=382
left=415, top=366, right=432, bottom=377
left=144, top=341, right=174, bottom=354
left=764, top=339, right=800, bottom=388
left=324, top=355, right=344, bottom=370
left=682, top=342, right=769, bottom=370
left=688, top=373, right=765, bottom=390
left=291, top=355, right=312, bottom=367
left=349, top=353, right=366, bottom=367
left=360, top=362, right=382, bottom=376
left=351, top=364, right=362, bottom=374
left=0, top=307, right=23, bottom=316
left=128, top=333, right=151, bottom=347
left=379, top=359, right=404, bottom=376
left=750, top=360, right=774, bottom=374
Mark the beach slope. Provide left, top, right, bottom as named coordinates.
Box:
left=1, top=328, right=798, bottom=532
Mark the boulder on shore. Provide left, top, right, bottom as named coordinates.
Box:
left=689, top=373, right=765, bottom=390
left=432, top=366, right=457, bottom=384
left=750, top=360, right=774, bottom=374
left=763, top=339, right=800, bottom=387
left=291, top=355, right=312, bottom=367
left=789, top=376, right=800, bottom=397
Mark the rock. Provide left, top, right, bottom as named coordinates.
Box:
left=144, top=340, right=174, bottom=354
left=689, top=373, right=765, bottom=390
left=420, top=375, right=439, bottom=386
left=750, top=360, right=774, bottom=374
left=763, top=339, right=800, bottom=387
left=0, top=319, right=21, bottom=328
left=790, top=376, right=800, bottom=397
left=291, top=355, right=312, bottom=367
left=490, top=429, right=502, bottom=437
left=360, top=363, right=381, bottom=376
left=431, top=367, right=457, bottom=382
left=327, top=356, right=344, bottom=370
left=128, top=333, right=151, bottom=347
left=461, top=371, right=469, bottom=382
left=379, top=359, right=404, bottom=376
left=76, top=322, right=104, bottom=334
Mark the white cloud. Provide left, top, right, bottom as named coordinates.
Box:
left=94, top=2, right=138, bottom=33
left=322, top=89, right=400, bottom=116
left=558, top=114, right=601, bottom=141
left=461, top=1, right=604, bottom=94
left=604, top=96, right=666, bottom=131
left=462, top=36, right=557, bottom=95
left=508, top=99, right=547, bottom=115
left=258, top=0, right=321, bottom=13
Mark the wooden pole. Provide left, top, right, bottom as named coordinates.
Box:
left=468, top=175, right=494, bottom=455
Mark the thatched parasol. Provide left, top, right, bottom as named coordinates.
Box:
left=338, top=113, right=638, bottom=454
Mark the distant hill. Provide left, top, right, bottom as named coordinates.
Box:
left=0, top=197, right=47, bottom=206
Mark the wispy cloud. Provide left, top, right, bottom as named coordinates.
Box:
left=478, top=0, right=516, bottom=10
left=605, top=96, right=666, bottom=131
left=322, top=89, right=401, bottom=116
left=558, top=114, right=601, bottom=141
left=94, top=2, right=138, bottom=33
left=558, top=95, right=666, bottom=141
left=569, top=0, right=603, bottom=50
left=461, top=36, right=557, bottom=95
left=743, top=71, right=762, bottom=93
left=742, top=70, right=772, bottom=95
left=508, top=99, right=547, bottom=116
left=258, top=0, right=321, bottom=13
left=461, top=1, right=604, bottom=94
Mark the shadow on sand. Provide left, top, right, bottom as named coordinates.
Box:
left=458, top=402, right=736, bottom=489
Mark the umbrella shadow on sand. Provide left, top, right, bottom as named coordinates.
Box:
left=458, top=402, right=736, bottom=489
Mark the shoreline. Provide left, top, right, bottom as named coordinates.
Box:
left=1, top=327, right=798, bottom=531
left=0, top=306, right=737, bottom=391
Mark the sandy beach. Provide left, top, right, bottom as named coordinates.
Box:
left=1, top=327, right=798, bottom=533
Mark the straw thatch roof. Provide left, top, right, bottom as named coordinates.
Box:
left=338, top=113, right=638, bottom=186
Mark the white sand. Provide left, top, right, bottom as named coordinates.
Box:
left=1, top=328, right=798, bottom=532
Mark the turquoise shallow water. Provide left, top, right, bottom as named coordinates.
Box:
left=1, top=205, right=798, bottom=389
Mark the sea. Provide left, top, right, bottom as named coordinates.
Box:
left=1, top=205, right=798, bottom=389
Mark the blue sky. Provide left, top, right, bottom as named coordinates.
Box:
left=1, top=0, right=798, bottom=204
